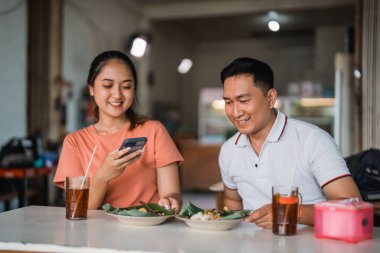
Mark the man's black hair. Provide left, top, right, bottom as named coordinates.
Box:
left=220, top=57, right=274, bottom=93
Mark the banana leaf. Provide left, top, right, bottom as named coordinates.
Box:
left=102, top=203, right=175, bottom=217
left=219, top=210, right=249, bottom=220
left=178, top=202, right=204, bottom=218
left=178, top=202, right=250, bottom=220
left=144, top=203, right=176, bottom=216
left=102, top=203, right=119, bottom=214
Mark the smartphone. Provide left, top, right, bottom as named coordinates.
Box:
left=119, top=137, right=147, bottom=157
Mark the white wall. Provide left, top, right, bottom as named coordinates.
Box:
left=0, top=1, right=27, bottom=146
left=149, top=25, right=194, bottom=130
left=314, top=26, right=347, bottom=89
left=62, top=0, right=143, bottom=132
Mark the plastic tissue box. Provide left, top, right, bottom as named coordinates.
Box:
left=314, top=198, right=373, bottom=243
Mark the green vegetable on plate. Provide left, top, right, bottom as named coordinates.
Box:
left=102, top=203, right=175, bottom=217
left=178, top=201, right=250, bottom=220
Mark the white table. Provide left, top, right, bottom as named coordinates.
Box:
left=0, top=206, right=379, bottom=253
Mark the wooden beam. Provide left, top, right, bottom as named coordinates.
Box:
left=27, top=0, right=63, bottom=146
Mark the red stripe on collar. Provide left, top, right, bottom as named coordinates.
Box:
left=278, top=115, right=287, bottom=141
left=235, top=133, right=242, bottom=145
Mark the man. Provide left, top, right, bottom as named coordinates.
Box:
left=219, top=57, right=361, bottom=228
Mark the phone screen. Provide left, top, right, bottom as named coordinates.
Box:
left=119, top=137, right=147, bottom=156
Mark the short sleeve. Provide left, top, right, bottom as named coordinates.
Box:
left=219, top=142, right=237, bottom=189
left=153, top=122, right=184, bottom=168
left=53, top=134, right=85, bottom=185
left=305, top=128, right=350, bottom=186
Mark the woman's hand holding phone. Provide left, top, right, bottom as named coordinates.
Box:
left=94, top=138, right=146, bottom=183
left=119, top=137, right=147, bottom=157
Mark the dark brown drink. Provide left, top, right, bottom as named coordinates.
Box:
left=66, top=188, right=89, bottom=220
left=272, top=193, right=299, bottom=235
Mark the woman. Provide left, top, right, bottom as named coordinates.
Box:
left=54, top=50, right=183, bottom=211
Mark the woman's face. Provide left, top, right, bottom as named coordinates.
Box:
left=89, top=59, right=135, bottom=121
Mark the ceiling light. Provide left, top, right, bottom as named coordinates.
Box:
left=177, top=58, right=193, bottom=74
left=353, top=66, right=362, bottom=79
left=268, top=20, right=280, bottom=32
left=130, top=37, right=147, bottom=58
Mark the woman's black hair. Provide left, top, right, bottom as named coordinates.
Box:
left=220, top=57, right=274, bottom=94
left=87, top=50, right=148, bottom=129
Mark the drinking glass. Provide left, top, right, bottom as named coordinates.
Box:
left=272, top=185, right=302, bottom=235
left=65, top=176, right=90, bottom=220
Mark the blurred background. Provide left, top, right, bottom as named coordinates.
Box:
left=0, top=0, right=379, bottom=211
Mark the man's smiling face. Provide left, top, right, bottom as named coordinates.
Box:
left=223, top=74, right=276, bottom=139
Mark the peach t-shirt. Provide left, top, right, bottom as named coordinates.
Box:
left=53, top=120, right=184, bottom=207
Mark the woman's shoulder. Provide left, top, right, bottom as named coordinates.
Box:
left=132, top=120, right=171, bottom=139
left=63, top=125, right=95, bottom=143
left=138, top=120, right=165, bottom=130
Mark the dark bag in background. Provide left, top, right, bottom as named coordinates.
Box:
left=0, top=137, right=35, bottom=168
left=345, top=149, right=380, bottom=201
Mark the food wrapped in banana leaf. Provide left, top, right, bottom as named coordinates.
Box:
left=102, top=202, right=175, bottom=217
left=178, top=202, right=250, bottom=220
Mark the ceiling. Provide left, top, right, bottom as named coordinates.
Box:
left=134, top=0, right=356, bottom=42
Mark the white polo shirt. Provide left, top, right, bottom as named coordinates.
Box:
left=219, top=110, right=350, bottom=210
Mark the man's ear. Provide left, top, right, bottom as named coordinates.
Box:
left=88, top=85, right=94, bottom=96
left=267, top=88, right=277, bottom=109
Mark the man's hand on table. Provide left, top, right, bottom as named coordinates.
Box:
left=244, top=203, right=273, bottom=229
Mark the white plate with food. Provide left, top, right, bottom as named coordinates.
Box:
left=176, top=216, right=243, bottom=231
left=103, top=202, right=175, bottom=226
left=106, top=212, right=173, bottom=226
left=176, top=202, right=248, bottom=231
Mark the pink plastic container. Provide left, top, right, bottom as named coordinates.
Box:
left=314, top=198, right=374, bottom=243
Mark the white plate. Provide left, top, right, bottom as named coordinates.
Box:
left=176, top=216, right=243, bottom=231
left=106, top=212, right=173, bottom=226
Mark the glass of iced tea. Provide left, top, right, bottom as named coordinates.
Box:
left=272, top=185, right=302, bottom=235
left=65, top=176, right=90, bottom=220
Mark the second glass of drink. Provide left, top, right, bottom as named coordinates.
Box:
left=272, top=185, right=302, bottom=235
